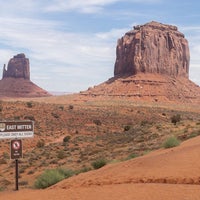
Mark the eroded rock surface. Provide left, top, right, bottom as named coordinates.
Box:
left=3, top=53, right=30, bottom=80
left=114, top=21, right=190, bottom=78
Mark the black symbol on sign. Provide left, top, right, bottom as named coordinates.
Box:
left=12, top=141, right=20, bottom=150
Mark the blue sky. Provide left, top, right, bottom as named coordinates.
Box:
left=0, top=0, right=199, bottom=92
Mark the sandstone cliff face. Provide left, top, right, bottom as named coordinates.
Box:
left=3, top=53, right=30, bottom=80
left=114, top=21, right=190, bottom=78
left=81, top=21, right=200, bottom=103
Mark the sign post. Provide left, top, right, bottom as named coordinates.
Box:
left=0, top=121, right=34, bottom=191
left=10, top=139, right=23, bottom=191
left=15, top=159, right=19, bottom=191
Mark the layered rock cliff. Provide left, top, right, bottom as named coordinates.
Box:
left=114, top=21, right=190, bottom=78
left=81, top=21, right=200, bottom=103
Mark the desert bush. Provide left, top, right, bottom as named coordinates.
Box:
left=24, top=115, right=35, bottom=121
left=26, top=102, right=33, bottom=108
left=76, top=166, right=92, bottom=174
left=59, top=105, right=64, bottom=110
left=63, top=135, right=71, bottom=143
left=57, top=168, right=74, bottom=178
left=36, top=139, right=45, bottom=148
left=171, top=114, right=181, bottom=125
left=51, top=112, right=59, bottom=119
left=14, top=116, right=20, bottom=120
left=68, top=105, right=74, bottom=110
left=0, top=104, right=3, bottom=112
left=34, top=169, right=65, bottom=189
left=34, top=168, right=74, bottom=189
left=57, top=150, right=65, bottom=159
left=27, top=170, right=35, bottom=175
left=91, top=158, right=107, bottom=169
left=124, top=125, right=131, bottom=132
left=3, top=152, right=9, bottom=159
left=93, top=119, right=102, bottom=126
left=126, top=153, right=138, bottom=160
left=19, top=181, right=28, bottom=186
left=188, top=130, right=200, bottom=139
left=162, top=136, right=180, bottom=148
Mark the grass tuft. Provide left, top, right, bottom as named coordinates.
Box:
left=162, top=136, right=180, bottom=148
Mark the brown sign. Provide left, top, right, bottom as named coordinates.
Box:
left=11, top=139, right=22, bottom=159
left=0, top=121, right=34, bottom=139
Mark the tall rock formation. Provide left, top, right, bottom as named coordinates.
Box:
left=0, top=53, right=51, bottom=98
left=81, top=21, right=200, bottom=103
left=3, top=53, right=30, bottom=80
left=114, top=21, right=190, bottom=78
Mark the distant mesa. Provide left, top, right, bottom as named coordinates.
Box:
left=0, top=53, right=51, bottom=98
left=82, top=21, right=200, bottom=103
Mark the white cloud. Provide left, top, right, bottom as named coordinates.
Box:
left=0, top=16, right=118, bottom=91
left=44, top=0, right=162, bottom=13
left=180, top=25, right=200, bottom=86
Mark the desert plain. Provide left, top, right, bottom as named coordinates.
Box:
left=0, top=94, right=200, bottom=200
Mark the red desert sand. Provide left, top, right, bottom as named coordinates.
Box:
left=2, top=135, right=200, bottom=200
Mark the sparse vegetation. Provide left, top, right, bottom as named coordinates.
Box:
left=34, top=168, right=74, bottom=189
left=59, top=105, right=64, bottom=110
left=36, top=139, right=45, bottom=148
left=51, top=112, right=59, bottom=119
left=162, top=136, right=181, bottom=148
left=68, top=105, right=74, bottom=110
left=124, top=125, right=131, bottom=131
left=93, top=119, right=102, bottom=126
left=91, top=158, right=107, bottom=169
left=63, top=135, right=71, bottom=143
left=0, top=99, right=200, bottom=190
left=171, top=114, right=181, bottom=125
left=57, top=150, right=65, bottom=159
left=24, top=115, right=35, bottom=121
left=126, top=153, right=138, bottom=160
left=26, top=101, right=33, bottom=108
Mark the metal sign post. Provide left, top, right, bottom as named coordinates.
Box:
left=11, top=139, right=23, bottom=191
left=0, top=121, right=34, bottom=191
left=15, top=159, right=19, bottom=191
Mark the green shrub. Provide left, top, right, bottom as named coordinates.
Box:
left=126, top=153, right=138, bottom=160
left=171, top=114, right=181, bottom=125
left=76, top=166, right=92, bottom=174
left=57, top=168, right=74, bottom=178
left=91, top=158, right=107, bottom=169
left=162, top=136, right=180, bottom=148
left=34, top=169, right=65, bottom=189
left=34, top=168, right=74, bottom=189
